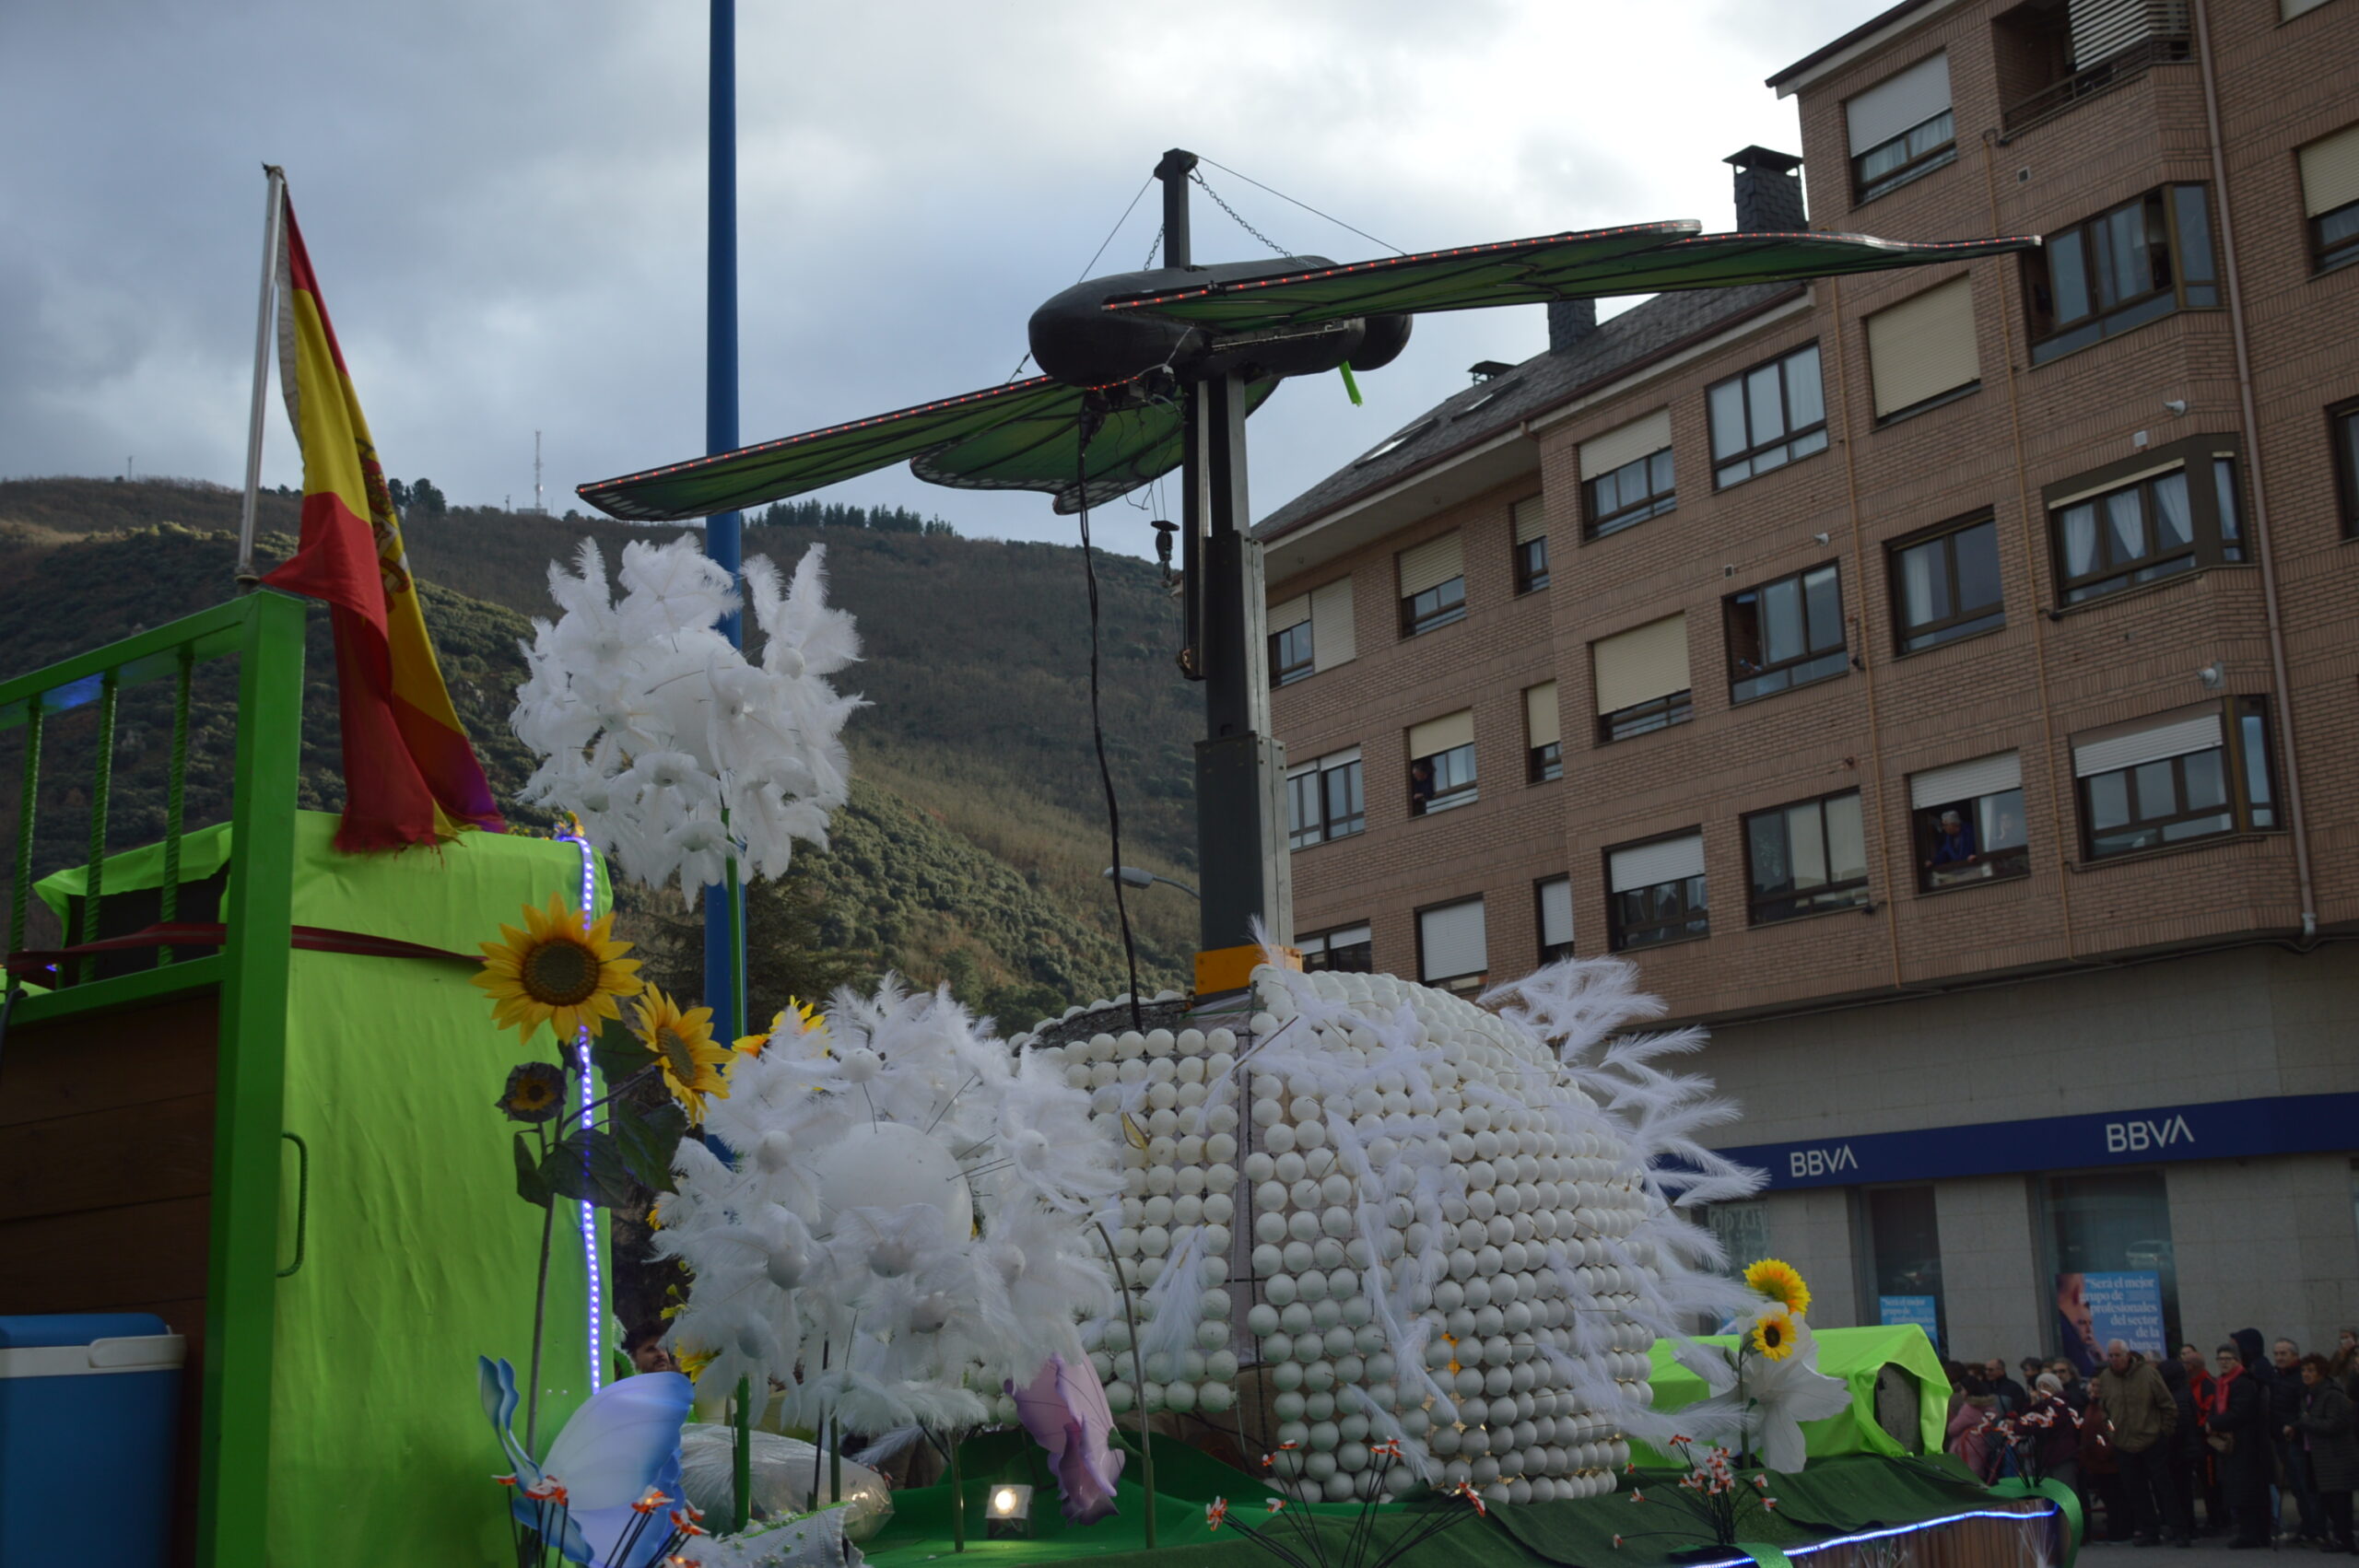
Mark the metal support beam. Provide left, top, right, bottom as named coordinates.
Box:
left=1188, top=371, right=1290, bottom=959
left=702, top=0, right=745, bottom=1043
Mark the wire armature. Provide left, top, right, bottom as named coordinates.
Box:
left=1074, top=419, right=1147, bottom=1034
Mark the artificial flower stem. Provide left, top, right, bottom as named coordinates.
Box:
left=733, top=1375, right=753, bottom=1533
left=829, top=1413, right=842, bottom=1523
left=1093, top=1221, right=1156, bottom=1551
left=523, top=1129, right=557, bottom=1454
left=950, top=1436, right=966, bottom=1552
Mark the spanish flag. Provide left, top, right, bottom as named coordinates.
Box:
left=259, top=188, right=504, bottom=849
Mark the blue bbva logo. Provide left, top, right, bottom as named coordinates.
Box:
left=2105, top=1115, right=2194, bottom=1153
left=1789, top=1144, right=1859, bottom=1178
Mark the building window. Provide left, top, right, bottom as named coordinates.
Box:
left=1892, top=512, right=2004, bottom=653
left=1535, top=876, right=1574, bottom=964
left=1398, top=532, right=1467, bottom=636
left=1417, top=897, right=1488, bottom=995
left=2025, top=184, right=2217, bottom=366
left=1580, top=409, right=1675, bottom=540
left=1271, top=618, right=1314, bottom=686
left=2299, top=123, right=2359, bottom=275
left=2048, top=439, right=2248, bottom=607
left=1512, top=496, right=1550, bottom=591
left=1525, top=682, right=1562, bottom=782
left=1743, top=790, right=1870, bottom=924
left=1708, top=344, right=1826, bottom=488
left=1285, top=747, right=1364, bottom=850
left=1910, top=751, right=2030, bottom=892
left=1299, top=922, right=1373, bottom=974
left=1606, top=832, right=1708, bottom=951
left=1865, top=275, right=1980, bottom=423
left=1266, top=578, right=1358, bottom=685
left=2072, top=698, right=2277, bottom=862
left=2043, top=1171, right=2180, bottom=1371
left=1407, top=710, right=1477, bottom=816
left=1727, top=564, right=1846, bottom=704
left=1593, top=614, right=1692, bottom=743
left=1866, top=1187, right=1946, bottom=1353
left=1848, top=53, right=1955, bottom=203
left=2335, top=401, right=2359, bottom=537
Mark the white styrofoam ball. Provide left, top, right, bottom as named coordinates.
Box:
left=1106, top=1380, right=1134, bottom=1413
left=1271, top=1360, right=1303, bottom=1391
left=1273, top=1151, right=1308, bottom=1185
left=1264, top=1272, right=1297, bottom=1305
left=1203, top=1194, right=1235, bottom=1226
left=1200, top=1381, right=1235, bottom=1414
left=1280, top=1302, right=1313, bottom=1336
left=1254, top=1211, right=1287, bottom=1245
left=1263, top=1122, right=1297, bottom=1153
left=1196, top=1319, right=1230, bottom=1351
left=1287, top=1211, right=1321, bottom=1243
left=1247, top=1304, right=1280, bottom=1336
left=1173, top=1194, right=1203, bottom=1227
left=1206, top=1163, right=1238, bottom=1193
left=1206, top=1133, right=1238, bottom=1163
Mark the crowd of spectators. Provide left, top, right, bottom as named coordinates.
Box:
left=1942, top=1328, right=2359, bottom=1552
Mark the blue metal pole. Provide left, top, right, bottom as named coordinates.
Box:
left=703, top=0, right=745, bottom=1044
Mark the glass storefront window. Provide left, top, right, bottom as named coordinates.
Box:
left=1865, top=1186, right=1946, bottom=1351
left=2044, top=1170, right=2180, bottom=1373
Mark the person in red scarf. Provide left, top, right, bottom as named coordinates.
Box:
left=2206, top=1341, right=2272, bottom=1548
left=2181, top=1344, right=2224, bottom=1535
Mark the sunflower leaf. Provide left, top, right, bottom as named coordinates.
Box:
left=539, top=1129, right=640, bottom=1210
left=610, top=1098, right=687, bottom=1194
left=591, top=1017, right=650, bottom=1086
left=513, top=1131, right=553, bottom=1210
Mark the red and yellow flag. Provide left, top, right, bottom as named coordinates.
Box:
left=260, top=190, right=504, bottom=850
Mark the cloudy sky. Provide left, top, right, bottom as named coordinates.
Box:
left=2, top=0, right=1882, bottom=559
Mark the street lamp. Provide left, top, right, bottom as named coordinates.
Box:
left=1102, top=865, right=1200, bottom=899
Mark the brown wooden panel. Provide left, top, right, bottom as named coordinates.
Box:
left=0, top=992, right=218, bottom=1128
left=0, top=1195, right=210, bottom=1315
left=0, top=1093, right=213, bottom=1223
left=117, top=1295, right=206, bottom=1568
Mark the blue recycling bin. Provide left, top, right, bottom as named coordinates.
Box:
left=0, top=1312, right=186, bottom=1568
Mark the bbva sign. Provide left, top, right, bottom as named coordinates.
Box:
left=2105, top=1114, right=2195, bottom=1153
left=1790, top=1144, right=1860, bottom=1178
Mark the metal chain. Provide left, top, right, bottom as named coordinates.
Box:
left=1191, top=170, right=1287, bottom=257
left=1143, top=224, right=1163, bottom=270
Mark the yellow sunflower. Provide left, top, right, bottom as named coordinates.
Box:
left=1750, top=1310, right=1798, bottom=1361
left=633, top=987, right=733, bottom=1123
left=1743, top=1258, right=1813, bottom=1318
left=734, top=996, right=822, bottom=1057
left=475, top=894, right=642, bottom=1043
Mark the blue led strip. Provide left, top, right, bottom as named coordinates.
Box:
left=561, top=827, right=605, bottom=1392
left=1679, top=1504, right=2065, bottom=1568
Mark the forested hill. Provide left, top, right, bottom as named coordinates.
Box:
left=0, top=477, right=1204, bottom=1025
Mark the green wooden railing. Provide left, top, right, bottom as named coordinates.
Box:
left=0, top=589, right=307, bottom=1568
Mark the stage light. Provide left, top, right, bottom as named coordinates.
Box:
left=985, top=1483, right=1034, bottom=1539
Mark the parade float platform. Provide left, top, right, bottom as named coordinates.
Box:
left=862, top=1432, right=2070, bottom=1568
left=0, top=593, right=604, bottom=1566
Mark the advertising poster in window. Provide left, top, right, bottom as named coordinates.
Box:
left=2055, top=1270, right=2166, bottom=1371
left=1880, top=1294, right=1942, bottom=1351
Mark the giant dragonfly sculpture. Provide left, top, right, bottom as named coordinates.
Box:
left=582, top=149, right=2035, bottom=977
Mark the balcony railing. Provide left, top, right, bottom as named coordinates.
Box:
left=2001, top=33, right=2193, bottom=137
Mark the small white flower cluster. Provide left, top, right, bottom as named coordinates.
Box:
left=511, top=534, right=861, bottom=903
left=651, top=979, right=1124, bottom=1436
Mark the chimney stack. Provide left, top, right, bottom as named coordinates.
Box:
left=1726, top=146, right=1807, bottom=232
left=1547, top=298, right=1598, bottom=354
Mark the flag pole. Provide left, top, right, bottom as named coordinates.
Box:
left=702, top=0, right=746, bottom=1048
left=235, top=165, right=287, bottom=591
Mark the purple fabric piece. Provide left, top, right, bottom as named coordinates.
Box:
left=1007, top=1353, right=1126, bottom=1524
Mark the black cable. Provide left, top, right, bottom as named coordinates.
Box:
left=1199, top=154, right=1409, bottom=257
left=1075, top=421, right=1146, bottom=1034
left=1077, top=173, right=1156, bottom=284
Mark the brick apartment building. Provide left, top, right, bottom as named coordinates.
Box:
left=1253, top=0, right=2359, bottom=1365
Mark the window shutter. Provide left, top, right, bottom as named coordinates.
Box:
left=1845, top=52, right=1952, bottom=155
left=2073, top=709, right=2224, bottom=778
left=1609, top=833, right=1706, bottom=894
left=2300, top=124, right=2359, bottom=218
left=1398, top=532, right=1464, bottom=597
left=1418, top=899, right=1488, bottom=981
left=1324, top=923, right=1370, bottom=950
left=1538, top=877, right=1574, bottom=948
left=1512, top=496, right=1548, bottom=546
left=1525, top=682, right=1561, bottom=749
left=1910, top=751, right=2023, bottom=810
left=1591, top=614, right=1690, bottom=713
left=2283, top=0, right=2330, bottom=16
left=2068, top=0, right=2185, bottom=68
left=1867, top=276, right=1980, bottom=417
left=1579, top=408, right=1673, bottom=477
left=1310, top=578, right=1356, bottom=669
left=1408, top=709, right=1475, bottom=758
left=1269, top=593, right=1310, bottom=634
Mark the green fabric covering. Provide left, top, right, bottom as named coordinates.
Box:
left=1491, top=1454, right=2036, bottom=1568
left=1638, top=1325, right=1952, bottom=1465
left=43, top=813, right=612, bottom=1563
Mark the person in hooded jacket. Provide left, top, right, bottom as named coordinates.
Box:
left=2211, top=1340, right=2275, bottom=1548
left=2160, top=1355, right=2201, bottom=1545
left=2293, top=1353, right=2358, bottom=1552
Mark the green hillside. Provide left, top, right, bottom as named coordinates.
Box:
left=0, top=489, right=1201, bottom=1024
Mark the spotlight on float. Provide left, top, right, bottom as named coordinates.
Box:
left=985, top=1483, right=1034, bottom=1539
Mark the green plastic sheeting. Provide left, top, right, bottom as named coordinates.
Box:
left=41, top=812, right=611, bottom=1564
left=33, top=820, right=237, bottom=916
left=1638, top=1324, right=1952, bottom=1467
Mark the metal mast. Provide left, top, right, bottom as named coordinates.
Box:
left=703, top=0, right=746, bottom=1042
left=1156, top=150, right=1292, bottom=990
